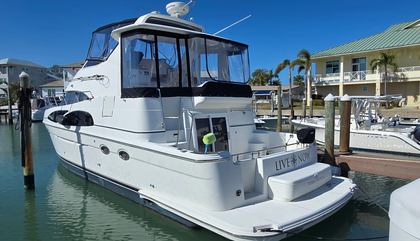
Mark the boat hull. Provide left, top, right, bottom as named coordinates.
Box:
left=292, top=120, right=420, bottom=156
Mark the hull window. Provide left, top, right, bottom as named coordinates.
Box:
left=59, top=111, right=94, bottom=126
left=47, top=110, right=68, bottom=123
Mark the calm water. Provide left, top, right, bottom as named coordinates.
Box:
left=0, top=123, right=410, bottom=241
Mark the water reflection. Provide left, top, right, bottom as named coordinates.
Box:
left=0, top=122, right=411, bottom=241
left=45, top=165, right=224, bottom=241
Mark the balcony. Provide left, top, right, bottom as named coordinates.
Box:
left=314, top=65, right=420, bottom=85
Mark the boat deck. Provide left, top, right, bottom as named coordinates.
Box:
left=139, top=176, right=355, bottom=240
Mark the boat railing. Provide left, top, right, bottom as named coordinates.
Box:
left=229, top=141, right=303, bottom=163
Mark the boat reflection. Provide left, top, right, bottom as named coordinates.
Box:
left=46, top=164, right=225, bottom=241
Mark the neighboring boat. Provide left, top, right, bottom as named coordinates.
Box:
left=31, top=96, right=62, bottom=122
left=292, top=96, right=420, bottom=156
left=43, top=3, right=355, bottom=240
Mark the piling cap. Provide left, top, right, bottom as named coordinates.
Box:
left=341, top=94, right=351, bottom=102
left=324, top=93, right=335, bottom=102
left=19, top=71, right=30, bottom=88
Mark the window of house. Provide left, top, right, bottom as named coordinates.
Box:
left=362, top=86, right=368, bottom=93
left=326, top=61, right=340, bottom=74
left=352, top=57, right=367, bottom=72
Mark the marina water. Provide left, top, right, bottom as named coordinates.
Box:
left=0, top=123, right=409, bottom=241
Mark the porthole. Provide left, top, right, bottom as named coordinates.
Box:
left=119, top=150, right=130, bottom=161
left=100, top=145, right=110, bottom=155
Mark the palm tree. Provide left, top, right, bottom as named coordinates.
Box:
left=275, top=59, right=300, bottom=124
left=370, top=52, right=398, bottom=97
left=294, top=49, right=312, bottom=117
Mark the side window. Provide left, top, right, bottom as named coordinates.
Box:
left=122, top=34, right=157, bottom=88
left=157, top=36, right=179, bottom=88
left=60, top=111, right=94, bottom=126
left=64, top=91, right=90, bottom=104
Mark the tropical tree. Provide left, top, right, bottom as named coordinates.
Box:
left=275, top=59, right=294, bottom=116
left=249, top=68, right=273, bottom=86
left=293, top=75, right=304, bottom=86
left=293, top=49, right=312, bottom=116
left=370, top=52, right=398, bottom=96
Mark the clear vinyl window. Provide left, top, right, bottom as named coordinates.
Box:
left=122, top=33, right=157, bottom=88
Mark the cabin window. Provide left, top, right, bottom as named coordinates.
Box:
left=188, top=37, right=249, bottom=86
left=122, top=33, right=157, bottom=89
left=86, top=19, right=136, bottom=66
left=195, top=117, right=229, bottom=153
left=64, top=91, right=90, bottom=104
left=60, top=111, right=94, bottom=126
left=157, top=36, right=179, bottom=87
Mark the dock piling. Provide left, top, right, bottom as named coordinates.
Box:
left=276, top=85, right=282, bottom=132
left=7, top=81, right=13, bottom=125
left=339, top=94, right=352, bottom=154
left=19, top=72, right=35, bottom=190
left=324, top=94, right=336, bottom=165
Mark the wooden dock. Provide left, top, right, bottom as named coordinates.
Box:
left=335, top=152, right=420, bottom=180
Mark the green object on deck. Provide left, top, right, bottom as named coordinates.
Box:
left=202, top=133, right=216, bottom=145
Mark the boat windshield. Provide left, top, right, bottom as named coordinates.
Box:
left=121, top=32, right=250, bottom=93
left=189, top=37, right=250, bottom=85
left=86, top=18, right=136, bottom=66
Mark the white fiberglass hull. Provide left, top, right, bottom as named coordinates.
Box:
left=44, top=122, right=355, bottom=241
left=292, top=119, right=420, bottom=156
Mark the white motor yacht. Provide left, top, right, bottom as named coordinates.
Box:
left=43, top=3, right=355, bottom=240
left=292, top=96, right=420, bottom=156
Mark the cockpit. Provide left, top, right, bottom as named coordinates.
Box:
left=84, top=16, right=251, bottom=98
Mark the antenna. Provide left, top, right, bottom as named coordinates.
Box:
left=166, top=1, right=194, bottom=18
left=213, top=14, right=252, bottom=35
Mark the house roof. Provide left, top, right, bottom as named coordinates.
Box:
left=313, top=19, right=420, bottom=59
left=0, top=58, right=45, bottom=68
left=39, top=79, right=64, bottom=88
left=251, top=85, right=300, bottom=91
left=61, top=60, right=85, bottom=69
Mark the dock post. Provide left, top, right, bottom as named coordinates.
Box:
left=339, top=94, right=351, bottom=154
left=276, top=84, right=282, bottom=132
left=7, top=81, right=13, bottom=125
left=19, top=72, right=35, bottom=190
left=302, top=98, right=306, bottom=118
left=309, top=97, right=313, bottom=117
left=324, top=93, right=336, bottom=165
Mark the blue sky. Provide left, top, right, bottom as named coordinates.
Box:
left=1, top=0, right=419, bottom=83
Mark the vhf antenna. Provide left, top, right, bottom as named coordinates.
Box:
left=213, top=14, right=252, bottom=36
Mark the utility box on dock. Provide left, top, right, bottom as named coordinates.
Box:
left=389, top=178, right=420, bottom=241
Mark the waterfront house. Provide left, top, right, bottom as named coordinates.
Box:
left=39, top=79, right=64, bottom=97
left=312, top=19, right=420, bottom=106
left=251, top=85, right=304, bottom=108
left=0, top=58, right=49, bottom=88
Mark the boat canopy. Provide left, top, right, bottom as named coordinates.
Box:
left=120, top=29, right=251, bottom=98
left=86, top=18, right=137, bottom=66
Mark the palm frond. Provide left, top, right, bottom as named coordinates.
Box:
left=274, top=59, right=290, bottom=75
left=297, top=49, right=311, bottom=61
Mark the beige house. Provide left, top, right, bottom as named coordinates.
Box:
left=312, top=19, right=420, bottom=106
